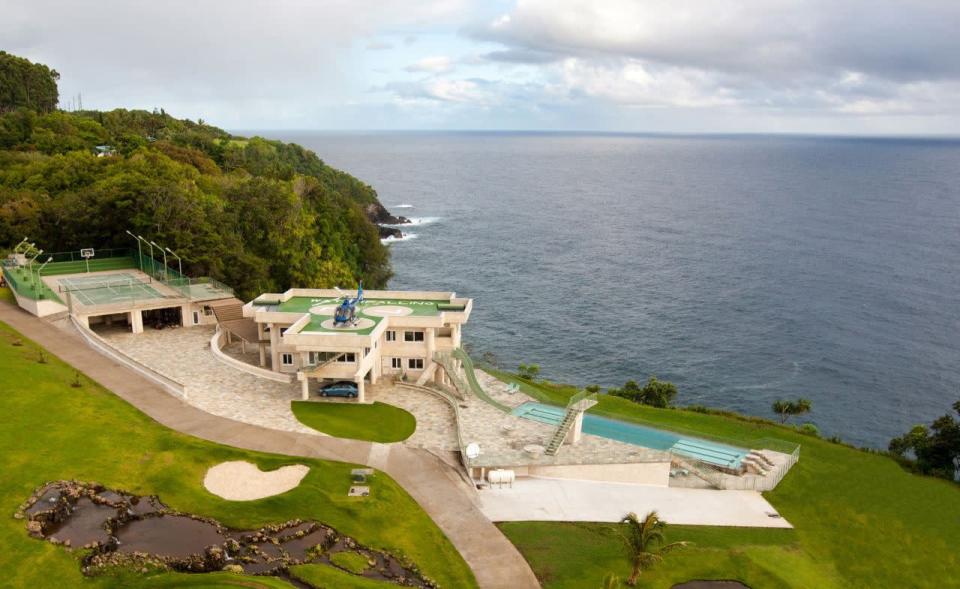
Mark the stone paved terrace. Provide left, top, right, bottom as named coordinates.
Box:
left=458, top=370, right=669, bottom=469
left=103, top=325, right=462, bottom=450
left=99, top=325, right=317, bottom=435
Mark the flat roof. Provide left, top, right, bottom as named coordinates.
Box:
left=274, top=296, right=467, bottom=335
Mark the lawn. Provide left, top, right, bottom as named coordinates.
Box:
left=488, top=369, right=960, bottom=589
left=290, top=564, right=397, bottom=588
left=291, top=401, right=416, bottom=443
left=0, top=311, right=475, bottom=589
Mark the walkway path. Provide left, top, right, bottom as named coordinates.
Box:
left=0, top=303, right=540, bottom=589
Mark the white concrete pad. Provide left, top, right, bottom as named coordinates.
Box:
left=478, top=477, right=792, bottom=528
left=203, top=460, right=309, bottom=501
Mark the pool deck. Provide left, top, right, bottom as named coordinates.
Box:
left=480, top=476, right=793, bottom=528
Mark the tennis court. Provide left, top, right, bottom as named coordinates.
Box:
left=59, top=272, right=166, bottom=306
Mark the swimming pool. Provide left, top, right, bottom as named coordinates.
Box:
left=512, top=402, right=748, bottom=469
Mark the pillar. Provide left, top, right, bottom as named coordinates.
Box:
left=569, top=411, right=585, bottom=445
left=426, top=328, right=436, bottom=362
left=130, top=309, right=143, bottom=334
left=180, top=304, right=191, bottom=327
left=300, top=374, right=309, bottom=401
left=269, top=322, right=280, bottom=372
left=357, top=378, right=366, bottom=404
left=258, top=344, right=266, bottom=367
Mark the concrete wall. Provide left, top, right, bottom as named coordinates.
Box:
left=505, top=462, right=672, bottom=486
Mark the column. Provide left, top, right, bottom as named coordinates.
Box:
left=569, top=411, right=585, bottom=445
left=180, top=304, right=191, bottom=327
left=426, top=328, right=436, bottom=362
left=357, top=377, right=366, bottom=404
left=269, top=323, right=280, bottom=372
left=258, top=323, right=266, bottom=367
left=300, top=374, right=309, bottom=401
left=130, top=309, right=143, bottom=334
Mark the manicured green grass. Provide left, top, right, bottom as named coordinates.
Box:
left=141, top=571, right=295, bottom=588
left=0, top=286, right=14, bottom=303
left=330, top=550, right=371, bottom=574
left=0, top=318, right=476, bottom=589
left=291, top=401, right=416, bottom=443
left=489, top=369, right=960, bottom=589
left=290, top=564, right=395, bottom=588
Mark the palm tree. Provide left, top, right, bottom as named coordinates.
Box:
left=620, top=511, right=689, bottom=585
left=601, top=573, right=622, bottom=589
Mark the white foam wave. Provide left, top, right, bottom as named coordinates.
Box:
left=382, top=217, right=440, bottom=227
left=381, top=233, right=418, bottom=244
left=392, top=203, right=414, bottom=209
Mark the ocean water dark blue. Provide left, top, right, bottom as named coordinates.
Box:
left=269, top=131, right=960, bottom=448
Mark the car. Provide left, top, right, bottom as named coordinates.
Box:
left=320, top=380, right=359, bottom=398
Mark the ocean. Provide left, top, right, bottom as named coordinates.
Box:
left=266, top=131, right=960, bottom=449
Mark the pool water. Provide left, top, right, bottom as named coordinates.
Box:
left=512, top=402, right=748, bottom=468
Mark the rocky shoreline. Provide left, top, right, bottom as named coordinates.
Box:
left=365, top=202, right=411, bottom=240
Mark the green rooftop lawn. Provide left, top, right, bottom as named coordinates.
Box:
left=0, top=308, right=475, bottom=589
left=291, top=401, right=416, bottom=443
left=278, top=296, right=446, bottom=317
left=489, top=369, right=960, bottom=589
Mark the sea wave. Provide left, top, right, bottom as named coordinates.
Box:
left=382, top=217, right=440, bottom=227
left=381, top=232, right=418, bottom=244
left=392, top=203, right=414, bottom=209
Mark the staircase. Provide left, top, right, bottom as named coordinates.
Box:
left=433, top=352, right=468, bottom=400
left=544, top=391, right=598, bottom=456
left=545, top=407, right=579, bottom=455
left=302, top=352, right=345, bottom=377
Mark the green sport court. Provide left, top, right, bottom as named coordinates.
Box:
left=59, top=272, right=165, bottom=306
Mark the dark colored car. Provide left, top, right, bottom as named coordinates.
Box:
left=320, top=380, right=359, bottom=398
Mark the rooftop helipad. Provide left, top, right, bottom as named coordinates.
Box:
left=276, top=296, right=466, bottom=335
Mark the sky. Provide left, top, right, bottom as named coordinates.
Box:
left=3, top=0, right=960, bottom=134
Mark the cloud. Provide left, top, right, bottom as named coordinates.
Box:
left=366, top=41, right=394, bottom=51
left=466, top=0, right=960, bottom=116
left=404, top=56, right=455, bottom=74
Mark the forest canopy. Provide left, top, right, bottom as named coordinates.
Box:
left=0, top=51, right=60, bottom=114
left=0, top=56, right=392, bottom=299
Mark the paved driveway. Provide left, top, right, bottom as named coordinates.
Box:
left=479, top=476, right=792, bottom=528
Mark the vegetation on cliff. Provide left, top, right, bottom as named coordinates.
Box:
left=0, top=53, right=391, bottom=299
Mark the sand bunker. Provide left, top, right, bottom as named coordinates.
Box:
left=203, top=461, right=309, bottom=501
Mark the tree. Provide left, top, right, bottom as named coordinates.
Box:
left=0, top=51, right=60, bottom=113
left=619, top=511, right=688, bottom=585
left=601, top=572, right=622, bottom=589
left=772, top=398, right=812, bottom=424
left=609, top=377, right=677, bottom=408
left=518, top=363, right=540, bottom=380
left=889, top=400, right=960, bottom=480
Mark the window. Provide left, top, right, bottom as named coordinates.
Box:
left=408, top=358, right=424, bottom=370
left=337, top=353, right=357, bottom=363
left=385, top=330, right=396, bottom=342
left=364, top=347, right=370, bottom=357
left=391, top=357, right=402, bottom=369
left=281, top=353, right=294, bottom=366
left=404, top=331, right=424, bottom=342
left=202, top=305, right=213, bottom=316
left=280, top=327, right=288, bottom=336
left=307, top=352, right=320, bottom=365
left=192, top=311, right=200, bottom=325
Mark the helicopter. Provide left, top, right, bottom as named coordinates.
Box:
left=333, top=281, right=364, bottom=326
